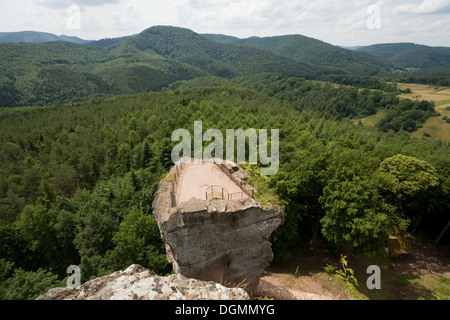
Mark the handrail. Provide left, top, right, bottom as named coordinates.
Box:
left=205, top=185, right=225, bottom=200
left=228, top=192, right=244, bottom=200
left=205, top=185, right=245, bottom=200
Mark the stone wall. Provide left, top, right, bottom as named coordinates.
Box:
left=217, top=162, right=255, bottom=198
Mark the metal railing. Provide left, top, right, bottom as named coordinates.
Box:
left=228, top=192, right=244, bottom=200
left=205, top=185, right=245, bottom=200
left=206, top=185, right=225, bottom=200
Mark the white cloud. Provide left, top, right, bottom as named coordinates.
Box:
left=112, top=1, right=144, bottom=32
left=35, top=0, right=120, bottom=9
left=393, top=0, right=450, bottom=15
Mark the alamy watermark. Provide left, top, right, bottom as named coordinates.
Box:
left=66, top=265, right=81, bottom=289
left=367, top=4, right=381, bottom=30
left=67, top=5, right=81, bottom=30
left=366, top=265, right=381, bottom=290
left=171, top=121, right=279, bottom=175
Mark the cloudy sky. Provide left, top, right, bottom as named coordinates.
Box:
left=0, top=0, right=449, bottom=46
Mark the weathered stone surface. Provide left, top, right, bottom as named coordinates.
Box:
left=36, top=264, right=250, bottom=300
left=152, top=162, right=284, bottom=292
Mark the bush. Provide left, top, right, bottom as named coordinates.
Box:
left=0, top=266, right=63, bottom=300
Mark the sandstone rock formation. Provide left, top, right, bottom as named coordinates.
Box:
left=36, top=264, right=249, bottom=300
left=152, top=161, right=284, bottom=292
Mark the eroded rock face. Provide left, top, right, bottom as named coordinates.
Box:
left=36, top=264, right=249, bottom=300
left=152, top=163, right=284, bottom=292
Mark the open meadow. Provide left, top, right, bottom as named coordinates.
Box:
left=397, top=83, right=450, bottom=141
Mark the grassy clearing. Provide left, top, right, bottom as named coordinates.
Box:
left=410, top=275, right=450, bottom=300
left=358, top=83, right=450, bottom=141
left=435, top=99, right=450, bottom=107
left=403, top=83, right=450, bottom=141
left=397, top=83, right=450, bottom=103
left=354, top=110, right=386, bottom=127
left=411, top=114, right=450, bottom=141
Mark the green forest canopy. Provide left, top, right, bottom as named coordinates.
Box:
left=0, top=25, right=449, bottom=300
left=0, top=86, right=448, bottom=299
left=5, top=26, right=449, bottom=109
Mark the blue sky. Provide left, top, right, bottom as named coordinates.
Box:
left=0, top=0, right=449, bottom=46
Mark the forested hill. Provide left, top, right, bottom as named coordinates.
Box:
left=202, top=33, right=395, bottom=75
left=356, top=43, right=450, bottom=69
left=130, top=26, right=323, bottom=77
left=2, top=26, right=449, bottom=108
left=0, top=31, right=90, bottom=44
left=0, top=26, right=345, bottom=108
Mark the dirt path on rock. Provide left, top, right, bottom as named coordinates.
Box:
left=176, top=162, right=249, bottom=204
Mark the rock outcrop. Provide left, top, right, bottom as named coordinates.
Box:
left=152, top=161, right=284, bottom=292
left=36, top=264, right=250, bottom=300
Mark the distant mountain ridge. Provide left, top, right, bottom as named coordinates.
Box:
left=130, top=26, right=325, bottom=77
left=356, top=43, right=450, bottom=69
left=2, top=30, right=449, bottom=72
left=0, top=31, right=91, bottom=44
left=0, top=26, right=330, bottom=107
left=1, top=26, right=450, bottom=107
left=0, top=29, right=400, bottom=76
left=202, top=33, right=395, bottom=76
